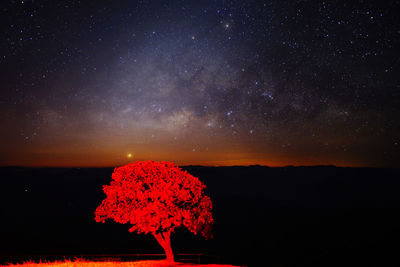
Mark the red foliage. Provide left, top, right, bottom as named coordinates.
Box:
left=95, top=161, right=214, bottom=239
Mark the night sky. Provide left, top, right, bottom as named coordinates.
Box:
left=1, top=0, right=399, bottom=167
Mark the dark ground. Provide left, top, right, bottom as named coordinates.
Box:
left=0, top=166, right=399, bottom=266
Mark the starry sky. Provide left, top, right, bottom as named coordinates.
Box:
left=1, top=0, right=399, bottom=167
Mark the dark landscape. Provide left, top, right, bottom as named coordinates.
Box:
left=1, top=166, right=399, bottom=266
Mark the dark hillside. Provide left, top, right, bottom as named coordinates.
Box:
left=1, top=166, right=399, bottom=266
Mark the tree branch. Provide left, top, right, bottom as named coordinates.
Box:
left=153, top=232, right=166, bottom=249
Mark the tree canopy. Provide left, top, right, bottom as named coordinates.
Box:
left=94, top=161, right=214, bottom=261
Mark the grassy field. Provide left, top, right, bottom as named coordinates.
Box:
left=3, top=259, right=239, bottom=267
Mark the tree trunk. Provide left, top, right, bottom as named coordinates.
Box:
left=153, top=231, right=174, bottom=262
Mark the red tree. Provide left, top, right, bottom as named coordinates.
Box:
left=94, top=161, right=214, bottom=262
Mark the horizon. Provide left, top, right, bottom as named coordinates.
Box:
left=0, top=163, right=392, bottom=169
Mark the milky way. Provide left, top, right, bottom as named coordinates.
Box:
left=1, top=0, right=399, bottom=167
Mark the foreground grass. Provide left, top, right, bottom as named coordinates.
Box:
left=3, top=259, right=239, bottom=267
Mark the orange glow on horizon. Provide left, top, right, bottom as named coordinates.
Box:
left=1, top=139, right=370, bottom=168
left=1, top=157, right=367, bottom=168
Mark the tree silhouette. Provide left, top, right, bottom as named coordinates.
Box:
left=94, top=161, right=214, bottom=262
